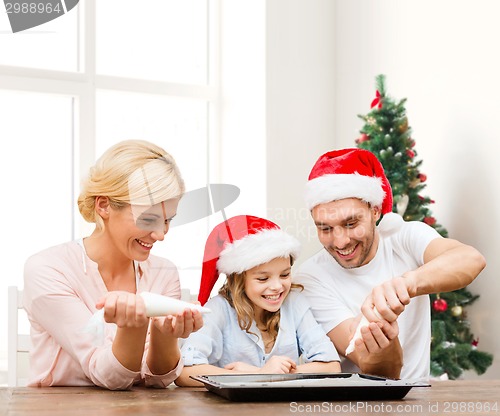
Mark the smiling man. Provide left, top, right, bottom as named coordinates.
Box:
left=294, top=148, right=486, bottom=380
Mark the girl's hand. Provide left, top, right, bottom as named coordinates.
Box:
left=151, top=308, right=203, bottom=339
left=96, top=291, right=148, bottom=328
left=260, top=355, right=297, bottom=374
left=224, top=362, right=260, bottom=372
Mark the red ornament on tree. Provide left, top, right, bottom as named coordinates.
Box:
left=424, top=216, right=437, bottom=226
left=406, top=149, right=415, bottom=159
left=433, top=297, right=448, bottom=312
left=355, top=133, right=370, bottom=144
left=418, top=173, right=427, bottom=182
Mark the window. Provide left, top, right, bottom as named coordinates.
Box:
left=0, top=0, right=217, bottom=377
left=96, top=0, right=208, bottom=84
left=0, top=3, right=80, bottom=71
left=0, top=91, right=75, bottom=273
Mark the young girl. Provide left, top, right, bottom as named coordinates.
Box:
left=23, top=140, right=203, bottom=390
left=176, top=215, right=340, bottom=386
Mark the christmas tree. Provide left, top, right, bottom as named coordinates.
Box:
left=356, top=74, right=493, bottom=379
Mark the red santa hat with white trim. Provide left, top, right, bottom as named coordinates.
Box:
left=198, top=215, right=301, bottom=305
left=304, top=148, right=393, bottom=214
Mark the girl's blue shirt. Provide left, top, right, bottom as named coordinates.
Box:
left=181, top=290, right=340, bottom=368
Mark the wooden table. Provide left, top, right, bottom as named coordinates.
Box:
left=1, top=380, right=499, bottom=416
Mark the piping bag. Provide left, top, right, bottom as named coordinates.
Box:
left=345, top=308, right=382, bottom=355
left=85, top=292, right=211, bottom=345
left=139, top=292, right=211, bottom=315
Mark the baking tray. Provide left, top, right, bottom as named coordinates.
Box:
left=191, top=372, right=430, bottom=402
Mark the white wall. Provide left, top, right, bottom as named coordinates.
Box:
left=219, top=0, right=266, bottom=219
left=333, top=0, right=500, bottom=379
left=266, top=0, right=336, bottom=260
left=265, top=0, right=500, bottom=378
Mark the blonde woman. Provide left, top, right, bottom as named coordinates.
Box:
left=23, top=140, right=202, bottom=390
left=176, top=215, right=340, bottom=387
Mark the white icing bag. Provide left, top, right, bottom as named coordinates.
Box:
left=140, top=291, right=211, bottom=316
left=345, top=308, right=382, bottom=356
left=83, top=292, right=211, bottom=345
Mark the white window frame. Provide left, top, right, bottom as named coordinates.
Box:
left=0, top=0, right=220, bottom=382
left=0, top=0, right=221, bottom=239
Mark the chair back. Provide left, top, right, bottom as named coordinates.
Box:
left=8, top=286, right=31, bottom=387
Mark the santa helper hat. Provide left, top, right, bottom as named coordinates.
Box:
left=198, top=215, right=301, bottom=305
left=304, top=148, right=393, bottom=214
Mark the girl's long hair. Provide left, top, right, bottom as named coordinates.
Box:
left=218, top=257, right=302, bottom=347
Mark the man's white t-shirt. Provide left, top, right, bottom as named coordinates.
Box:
left=294, top=213, right=441, bottom=379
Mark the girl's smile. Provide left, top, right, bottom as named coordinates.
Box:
left=244, top=257, right=292, bottom=318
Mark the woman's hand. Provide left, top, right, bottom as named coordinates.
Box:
left=96, top=291, right=149, bottom=372
left=96, top=291, right=148, bottom=328
left=151, top=308, right=203, bottom=339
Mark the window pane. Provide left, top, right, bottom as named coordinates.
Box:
left=0, top=90, right=74, bottom=283
left=96, top=0, right=208, bottom=84
left=0, top=90, right=74, bottom=361
left=96, top=90, right=209, bottom=293
left=96, top=90, right=208, bottom=188
left=0, top=4, right=80, bottom=71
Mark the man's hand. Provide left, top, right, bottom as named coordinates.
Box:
left=361, top=277, right=411, bottom=323
left=349, top=316, right=399, bottom=354
left=348, top=316, right=402, bottom=379
left=329, top=313, right=403, bottom=380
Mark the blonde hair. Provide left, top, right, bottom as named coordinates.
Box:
left=219, top=257, right=302, bottom=347
left=78, top=140, right=185, bottom=230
